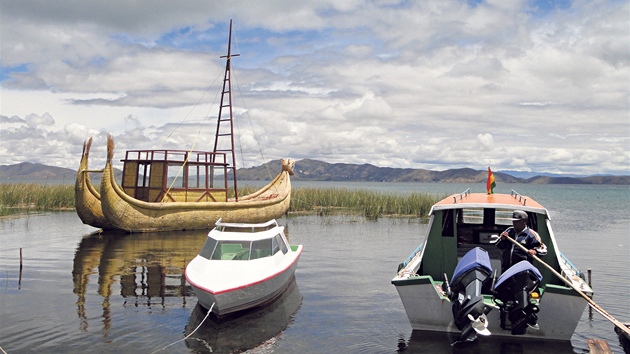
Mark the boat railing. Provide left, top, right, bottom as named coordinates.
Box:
left=122, top=149, right=228, bottom=166
left=558, top=252, right=593, bottom=293
left=452, top=188, right=470, bottom=203
left=400, top=243, right=423, bottom=270
left=510, top=189, right=528, bottom=206
left=214, top=218, right=280, bottom=232
left=559, top=252, right=583, bottom=278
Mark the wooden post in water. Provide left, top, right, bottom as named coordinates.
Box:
left=19, top=248, right=23, bottom=289
left=586, top=268, right=593, bottom=320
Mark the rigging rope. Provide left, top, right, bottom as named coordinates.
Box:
left=150, top=302, right=215, bottom=353
left=228, top=27, right=275, bottom=183
left=231, top=67, right=275, bottom=183
left=161, top=70, right=223, bottom=147
left=159, top=24, right=277, bottom=200
left=161, top=69, right=223, bottom=202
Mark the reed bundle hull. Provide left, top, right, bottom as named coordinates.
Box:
left=97, top=141, right=293, bottom=232
left=74, top=138, right=115, bottom=230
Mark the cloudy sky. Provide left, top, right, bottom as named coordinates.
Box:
left=1, top=0, right=628, bottom=176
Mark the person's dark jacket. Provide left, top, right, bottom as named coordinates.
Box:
left=496, top=226, right=547, bottom=272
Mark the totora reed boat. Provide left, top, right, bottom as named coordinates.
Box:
left=75, top=20, right=294, bottom=232
left=74, top=137, right=115, bottom=230
left=392, top=189, right=593, bottom=342
left=185, top=218, right=302, bottom=316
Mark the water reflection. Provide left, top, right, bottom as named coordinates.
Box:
left=71, top=229, right=207, bottom=332
left=399, top=330, right=575, bottom=354
left=184, top=277, right=302, bottom=353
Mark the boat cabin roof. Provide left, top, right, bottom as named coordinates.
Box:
left=208, top=219, right=283, bottom=241
left=431, top=189, right=549, bottom=218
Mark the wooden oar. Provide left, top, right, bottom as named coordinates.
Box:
left=503, top=236, right=630, bottom=337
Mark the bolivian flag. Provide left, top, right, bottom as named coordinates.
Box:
left=486, top=167, right=496, bottom=194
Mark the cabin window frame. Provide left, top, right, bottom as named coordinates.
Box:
left=275, top=234, right=288, bottom=254
left=198, top=237, right=218, bottom=260
left=250, top=238, right=273, bottom=260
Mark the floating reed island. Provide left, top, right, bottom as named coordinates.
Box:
left=0, top=183, right=442, bottom=220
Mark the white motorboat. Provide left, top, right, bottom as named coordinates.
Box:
left=185, top=219, right=302, bottom=315
left=392, top=189, right=593, bottom=342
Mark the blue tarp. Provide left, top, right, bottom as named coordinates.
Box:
left=452, top=247, right=492, bottom=283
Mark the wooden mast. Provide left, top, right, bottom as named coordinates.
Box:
left=213, top=19, right=240, bottom=200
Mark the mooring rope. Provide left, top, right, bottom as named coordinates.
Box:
left=150, top=302, right=215, bottom=354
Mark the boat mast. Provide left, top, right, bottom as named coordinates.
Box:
left=213, top=19, right=240, bottom=200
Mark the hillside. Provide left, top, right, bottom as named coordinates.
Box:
left=0, top=162, right=119, bottom=184
left=236, top=159, right=630, bottom=184
left=1, top=160, right=629, bottom=185
left=0, top=162, right=77, bottom=183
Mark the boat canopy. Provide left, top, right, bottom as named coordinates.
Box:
left=199, top=220, right=289, bottom=261
left=430, top=189, right=550, bottom=218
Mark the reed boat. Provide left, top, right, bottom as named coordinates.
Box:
left=99, top=136, right=293, bottom=232
left=392, top=189, right=593, bottom=342
left=74, top=137, right=115, bottom=230
left=185, top=218, right=302, bottom=316
left=75, top=20, right=294, bottom=232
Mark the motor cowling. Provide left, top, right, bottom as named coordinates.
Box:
left=448, top=247, right=494, bottom=341
left=492, top=260, right=542, bottom=335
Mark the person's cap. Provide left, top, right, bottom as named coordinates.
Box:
left=511, top=210, right=528, bottom=221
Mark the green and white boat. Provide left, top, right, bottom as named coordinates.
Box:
left=392, top=189, right=593, bottom=342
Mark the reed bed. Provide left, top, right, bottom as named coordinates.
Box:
left=0, top=183, right=75, bottom=216
left=290, top=187, right=441, bottom=220
left=0, top=184, right=441, bottom=220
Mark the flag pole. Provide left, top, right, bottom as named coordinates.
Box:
left=486, top=167, right=496, bottom=195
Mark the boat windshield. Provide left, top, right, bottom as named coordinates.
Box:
left=198, top=234, right=288, bottom=261
left=460, top=208, right=516, bottom=226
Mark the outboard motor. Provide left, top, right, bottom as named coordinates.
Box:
left=492, top=260, right=542, bottom=335
left=447, top=247, right=494, bottom=342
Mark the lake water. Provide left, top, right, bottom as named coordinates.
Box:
left=0, top=183, right=628, bottom=353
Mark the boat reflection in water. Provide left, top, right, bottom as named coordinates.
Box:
left=185, top=277, right=302, bottom=353
left=399, top=330, right=575, bottom=354
left=71, top=229, right=206, bottom=332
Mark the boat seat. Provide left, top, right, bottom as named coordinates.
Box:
left=218, top=244, right=249, bottom=260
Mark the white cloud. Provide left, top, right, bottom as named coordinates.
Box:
left=477, top=133, right=494, bottom=151
left=25, top=112, right=55, bottom=128
left=0, top=0, right=628, bottom=175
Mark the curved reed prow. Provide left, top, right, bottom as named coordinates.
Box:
left=282, top=158, right=295, bottom=176
left=107, top=135, right=115, bottom=162
left=82, top=137, right=93, bottom=159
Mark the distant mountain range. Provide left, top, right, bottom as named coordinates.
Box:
left=1, top=160, right=629, bottom=185
left=0, top=162, right=121, bottom=184
left=237, top=159, right=630, bottom=185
